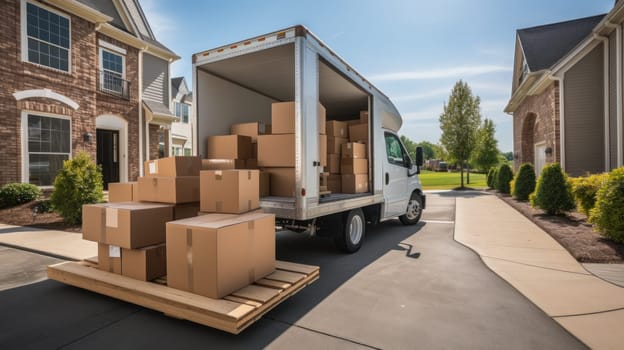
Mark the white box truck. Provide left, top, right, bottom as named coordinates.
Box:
left=193, top=25, right=425, bottom=252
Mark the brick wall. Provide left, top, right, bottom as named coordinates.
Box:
left=149, top=124, right=161, bottom=160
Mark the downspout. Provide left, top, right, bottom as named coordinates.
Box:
left=138, top=49, right=144, bottom=176
left=551, top=74, right=565, bottom=170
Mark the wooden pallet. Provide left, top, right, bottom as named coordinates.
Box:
left=47, top=260, right=319, bottom=334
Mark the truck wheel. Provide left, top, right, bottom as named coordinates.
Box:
left=399, top=193, right=422, bottom=225
left=334, top=209, right=365, bottom=253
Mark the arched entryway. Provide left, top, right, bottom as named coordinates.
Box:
left=96, top=115, right=128, bottom=188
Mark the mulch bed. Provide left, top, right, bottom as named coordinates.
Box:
left=0, top=200, right=81, bottom=233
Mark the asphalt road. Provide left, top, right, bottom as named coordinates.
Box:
left=0, top=192, right=586, bottom=349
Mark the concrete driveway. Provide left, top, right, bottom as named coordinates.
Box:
left=0, top=192, right=585, bottom=349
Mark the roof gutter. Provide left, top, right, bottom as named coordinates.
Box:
left=504, top=70, right=549, bottom=114
left=44, top=0, right=111, bottom=24
left=96, top=23, right=180, bottom=62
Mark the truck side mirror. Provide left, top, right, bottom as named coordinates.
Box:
left=416, top=147, right=424, bottom=167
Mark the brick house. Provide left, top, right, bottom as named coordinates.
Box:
left=505, top=1, right=624, bottom=176
left=0, top=0, right=179, bottom=189
left=168, top=76, right=194, bottom=157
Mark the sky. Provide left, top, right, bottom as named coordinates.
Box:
left=141, top=0, right=614, bottom=152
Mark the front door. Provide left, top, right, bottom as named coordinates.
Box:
left=534, top=142, right=546, bottom=176
left=383, top=132, right=410, bottom=218
left=97, top=129, right=119, bottom=190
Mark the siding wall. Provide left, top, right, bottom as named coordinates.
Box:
left=142, top=53, right=169, bottom=106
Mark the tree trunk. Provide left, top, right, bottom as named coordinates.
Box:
left=467, top=166, right=470, bottom=185
left=460, top=160, right=465, bottom=188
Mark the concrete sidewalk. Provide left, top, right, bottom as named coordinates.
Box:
left=455, top=192, right=624, bottom=350
left=0, top=224, right=95, bottom=261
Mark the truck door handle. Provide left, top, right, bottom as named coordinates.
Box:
left=385, top=172, right=389, bottom=185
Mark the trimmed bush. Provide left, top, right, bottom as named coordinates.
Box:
left=487, top=168, right=496, bottom=188
left=530, top=163, right=575, bottom=215
left=589, top=167, right=624, bottom=243
left=491, top=167, right=500, bottom=190
left=496, top=164, right=513, bottom=194
left=50, top=152, right=104, bottom=225
left=570, top=173, right=608, bottom=216
left=512, top=163, right=536, bottom=201
left=0, top=183, right=41, bottom=208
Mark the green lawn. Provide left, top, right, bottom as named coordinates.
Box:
left=419, top=170, right=487, bottom=190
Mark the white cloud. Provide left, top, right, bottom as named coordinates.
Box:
left=401, top=106, right=444, bottom=121
left=369, top=65, right=511, bottom=82
left=391, top=89, right=450, bottom=102
left=480, top=98, right=509, bottom=114
left=140, top=0, right=175, bottom=43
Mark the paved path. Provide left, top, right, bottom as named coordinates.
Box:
left=583, top=263, right=624, bottom=287
left=0, top=246, right=62, bottom=291
left=0, top=224, right=96, bottom=260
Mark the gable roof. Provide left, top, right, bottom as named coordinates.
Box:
left=75, top=0, right=126, bottom=30
left=518, top=14, right=605, bottom=72
left=171, top=77, right=184, bottom=98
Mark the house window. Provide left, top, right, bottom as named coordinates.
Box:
left=184, top=148, right=191, bottom=156
left=100, top=49, right=125, bottom=94
left=26, top=114, right=71, bottom=186
left=174, top=102, right=190, bottom=123
left=25, top=2, right=71, bottom=72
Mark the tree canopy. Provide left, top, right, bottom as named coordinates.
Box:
left=473, top=118, right=500, bottom=172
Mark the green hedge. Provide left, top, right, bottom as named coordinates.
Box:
left=512, top=163, right=536, bottom=201
left=496, top=164, right=513, bottom=194
left=530, top=163, right=575, bottom=215
left=0, top=183, right=41, bottom=208
left=487, top=167, right=496, bottom=188
left=570, top=173, right=608, bottom=216
left=589, top=167, right=624, bottom=243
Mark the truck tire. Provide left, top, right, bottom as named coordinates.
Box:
left=334, top=208, right=366, bottom=253
left=399, top=193, right=423, bottom=225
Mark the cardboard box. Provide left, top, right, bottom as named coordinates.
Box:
left=122, top=244, right=166, bottom=281
left=83, top=202, right=173, bottom=249
left=320, top=185, right=328, bottom=192
left=320, top=172, right=329, bottom=187
left=265, top=168, right=295, bottom=197
left=201, top=159, right=246, bottom=170
left=257, top=134, right=295, bottom=167
left=360, top=111, right=369, bottom=123
left=230, top=122, right=267, bottom=143
left=144, top=156, right=201, bottom=177
left=318, top=103, right=326, bottom=135
left=200, top=170, right=259, bottom=213
left=349, top=123, right=368, bottom=143
left=319, top=134, right=327, bottom=167
left=206, top=135, right=252, bottom=160
left=341, top=158, right=369, bottom=174
left=108, top=182, right=138, bottom=203
left=326, top=120, right=348, bottom=138
left=326, top=154, right=340, bottom=174
left=137, top=176, right=200, bottom=204
left=346, top=119, right=360, bottom=126
left=260, top=171, right=270, bottom=197
left=328, top=174, right=342, bottom=193
left=246, top=158, right=259, bottom=169
left=342, top=174, right=369, bottom=193
left=174, top=203, right=200, bottom=220
left=328, top=136, right=348, bottom=155
left=166, top=212, right=276, bottom=299
left=252, top=143, right=258, bottom=159
left=341, top=142, right=367, bottom=159
left=98, top=243, right=121, bottom=274
left=271, top=101, right=326, bottom=134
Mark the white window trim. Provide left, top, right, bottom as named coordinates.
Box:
left=21, top=110, right=73, bottom=185
left=99, top=47, right=126, bottom=94
left=98, top=39, right=126, bottom=55
left=21, top=0, right=72, bottom=74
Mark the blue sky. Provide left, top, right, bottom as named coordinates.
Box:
left=142, top=0, right=614, bottom=152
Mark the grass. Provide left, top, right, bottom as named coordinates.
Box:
left=419, top=170, right=488, bottom=190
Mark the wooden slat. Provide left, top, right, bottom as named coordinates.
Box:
left=85, top=256, right=98, bottom=264
left=275, top=260, right=319, bottom=275
left=264, top=270, right=305, bottom=284
left=224, top=295, right=263, bottom=308
left=230, top=285, right=280, bottom=303
left=255, top=279, right=291, bottom=290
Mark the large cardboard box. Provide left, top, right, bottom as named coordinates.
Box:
left=122, top=244, right=167, bottom=281
left=98, top=243, right=121, bottom=274
left=252, top=143, right=258, bottom=159
left=341, top=142, right=367, bottom=159
left=246, top=159, right=258, bottom=169
left=260, top=171, right=270, bottom=197
left=360, top=111, right=369, bottom=123
left=137, top=176, right=200, bottom=204
left=320, top=172, right=329, bottom=187
left=326, top=120, right=348, bottom=138
left=166, top=212, right=276, bottom=299
left=271, top=102, right=326, bottom=134
left=319, top=134, right=327, bottom=167
left=144, top=156, right=201, bottom=177
left=318, top=103, right=326, bottom=135
left=174, top=203, right=200, bottom=220
left=201, top=159, right=246, bottom=170
left=83, top=202, right=173, bottom=249
left=206, top=135, right=252, bottom=160
left=328, top=136, right=348, bottom=155
left=346, top=119, right=360, bottom=126
left=108, top=182, right=138, bottom=203
left=328, top=174, right=342, bottom=193
left=265, top=168, right=295, bottom=197
left=349, top=123, right=368, bottom=143
left=257, top=134, right=295, bottom=167
left=342, top=174, right=369, bottom=193
left=340, top=158, right=368, bottom=174
left=200, top=170, right=259, bottom=213
left=230, top=122, right=267, bottom=143
left=326, top=154, right=340, bottom=174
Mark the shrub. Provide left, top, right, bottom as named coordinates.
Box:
left=491, top=167, right=500, bottom=190
left=589, top=167, right=624, bottom=243
left=530, top=163, right=575, bottom=215
left=50, top=152, right=104, bottom=225
left=487, top=168, right=496, bottom=188
left=0, top=183, right=41, bottom=208
left=496, top=164, right=514, bottom=194
left=512, top=163, right=536, bottom=201
left=570, top=173, right=608, bottom=216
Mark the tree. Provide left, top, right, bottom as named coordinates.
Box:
left=400, top=135, right=417, bottom=160
left=503, top=151, right=514, bottom=161
left=416, top=141, right=436, bottom=160
left=472, top=118, right=500, bottom=172
left=439, top=80, right=482, bottom=188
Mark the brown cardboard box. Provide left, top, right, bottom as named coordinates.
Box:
left=346, top=119, right=360, bottom=126
left=174, top=203, right=200, bottom=220
left=320, top=172, right=329, bottom=187
left=360, top=111, right=369, bottom=123
left=326, top=154, right=340, bottom=174
left=328, top=174, right=342, bottom=193
left=206, top=135, right=252, bottom=160
left=122, top=244, right=167, bottom=281
left=265, top=168, right=295, bottom=197
left=108, top=182, right=138, bottom=203
left=319, top=134, right=327, bottom=167
left=252, top=143, right=258, bottom=159
left=271, top=101, right=326, bottom=134
left=98, top=243, right=121, bottom=274
left=342, top=174, right=369, bottom=193
left=200, top=170, right=259, bottom=213
left=326, top=120, right=348, bottom=138
left=83, top=202, right=173, bottom=248
left=230, top=122, right=267, bottom=143
left=246, top=159, right=259, bottom=169
left=259, top=171, right=270, bottom=197
left=341, top=142, right=367, bottom=159
left=328, top=136, right=348, bottom=155
left=349, top=123, right=368, bottom=142
left=257, top=134, right=295, bottom=167
left=166, top=212, right=276, bottom=299
left=144, top=156, right=201, bottom=177
left=137, top=176, right=200, bottom=204
left=201, top=159, right=246, bottom=170
left=341, top=158, right=369, bottom=174
left=320, top=185, right=328, bottom=192
left=318, top=103, right=326, bottom=135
